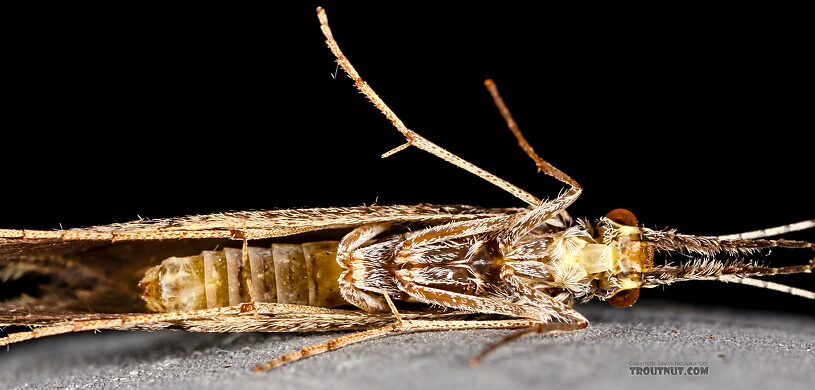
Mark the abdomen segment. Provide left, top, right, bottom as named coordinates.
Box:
left=140, top=241, right=346, bottom=312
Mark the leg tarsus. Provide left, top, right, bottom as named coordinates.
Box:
left=484, top=79, right=580, bottom=189
left=382, top=289, right=403, bottom=324
left=468, top=320, right=588, bottom=366
left=253, top=323, right=401, bottom=372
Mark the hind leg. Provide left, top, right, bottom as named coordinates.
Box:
left=336, top=223, right=392, bottom=312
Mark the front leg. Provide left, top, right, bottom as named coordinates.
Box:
left=498, top=187, right=582, bottom=250
left=394, top=265, right=591, bottom=362
left=394, top=267, right=585, bottom=324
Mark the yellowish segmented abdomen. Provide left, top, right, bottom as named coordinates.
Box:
left=140, top=241, right=346, bottom=312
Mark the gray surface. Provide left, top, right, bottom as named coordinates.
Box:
left=1, top=300, right=812, bottom=390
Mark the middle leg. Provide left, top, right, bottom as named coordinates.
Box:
left=253, top=317, right=538, bottom=372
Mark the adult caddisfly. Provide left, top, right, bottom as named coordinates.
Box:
left=0, top=7, right=812, bottom=372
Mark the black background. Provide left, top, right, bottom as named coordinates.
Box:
left=2, top=3, right=812, bottom=313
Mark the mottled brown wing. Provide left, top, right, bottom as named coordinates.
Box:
left=0, top=303, right=502, bottom=348
left=0, top=204, right=523, bottom=260
left=0, top=303, right=479, bottom=332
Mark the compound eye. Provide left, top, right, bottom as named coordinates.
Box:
left=607, top=288, right=640, bottom=308
left=606, top=208, right=638, bottom=226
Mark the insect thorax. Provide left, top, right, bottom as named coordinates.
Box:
left=342, top=214, right=655, bottom=309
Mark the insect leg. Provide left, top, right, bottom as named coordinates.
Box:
left=484, top=79, right=580, bottom=189
left=470, top=274, right=590, bottom=364
left=395, top=272, right=583, bottom=323
left=255, top=289, right=398, bottom=372
left=481, top=79, right=587, bottom=248
left=239, top=221, right=262, bottom=320
left=381, top=289, right=403, bottom=324
left=253, top=322, right=400, bottom=371
left=336, top=223, right=392, bottom=312
left=316, top=7, right=540, bottom=206
left=498, top=187, right=582, bottom=249
left=485, top=80, right=584, bottom=246
left=395, top=274, right=590, bottom=364
left=468, top=308, right=588, bottom=366
left=253, top=318, right=536, bottom=372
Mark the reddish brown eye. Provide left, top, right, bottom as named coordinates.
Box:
left=606, top=208, right=638, bottom=226
left=607, top=288, right=640, bottom=308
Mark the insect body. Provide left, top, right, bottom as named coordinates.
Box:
left=140, top=208, right=652, bottom=319
left=0, top=6, right=813, bottom=373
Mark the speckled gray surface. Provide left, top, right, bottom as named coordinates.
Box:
left=1, top=300, right=812, bottom=390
